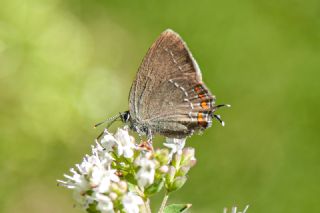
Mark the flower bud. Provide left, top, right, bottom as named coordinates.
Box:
left=165, top=166, right=176, bottom=184
left=172, top=152, right=182, bottom=169
left=181, top=147, right=196, bottom=167
left=159, top=165, right=169, bottom=174
left=109, top=192, right=118, bottom=201
left=110, top=182, right=119, bottom=192
left=118, top=181, right=128, bottom=193
left=177, top=166, right=190, bottom=176
left=169, top=176, right=187, bottom=192
left=155, top=149, right=169, bottom=165
left=188, top=158, right=197, bottom=168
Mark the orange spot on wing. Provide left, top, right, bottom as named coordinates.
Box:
left=198, top=93, right=206, bottom=99
left=197, top=112, right=203, bottom=122
left=194, top=86, right=202, bottom=93
left=197, top=112, right=208, bottom=128
left=201, top=101, right=209, bottom=109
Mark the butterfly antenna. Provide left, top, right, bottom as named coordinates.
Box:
left=95, top=128, right=107, bottom=141
left=94, top=114, right=121, bottom=128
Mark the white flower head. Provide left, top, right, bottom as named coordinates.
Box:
left=90, top=164, right=106, bottom=187
left=93, top=142, right=115, bottom=165
left=114, top=128, right=135, bottom=158
left=122, top=192, right=143, bottom=213
left=100, top=130, right=118, bottom=152
left=95, top=193, right=115, bottom=213
left=72, top=190, right=94, bottom=208
left=60, top=167, right=89, bottom=190
left=58, top=136, right=121, bottom=209
left=135, top=152, right=156, bottom=187
left=164, top=138, right=186, bottom=160
left=136, top=168, right=155, bottom=188
left=96, top=169, right=120, bottom=193
left=87, top=148, right=116, bottom=188
left=134, top=152, right=154, bottom=168
left=59, top=127, right=195, bottom=212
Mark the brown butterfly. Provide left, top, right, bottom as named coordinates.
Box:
left=96, top=29, right=229, bottom=140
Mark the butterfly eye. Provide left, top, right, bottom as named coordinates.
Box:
left=121, top=111, right=131, bottom=123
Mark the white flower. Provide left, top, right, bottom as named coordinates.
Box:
left=164, top=138, right=186, bottom=154
left=93, top=143, right=115, bottom=165
left=90, top=164, right=105, bottom=187
left=122, top=192, right=143, bottom=213
left=58, top=138, right=120, bottom=208
left=95, top=193, right=115, bottom=213
left=87, top=148, right=115, bottom=188
left=100, top=127, right=135, bottom=159
left=72, top=191, right=94, bottom=208
left=100, top=130, right=118, bottom=152
left=164, top=138, right=186, bottom=161
left=136, top=168, right=155, bottom=187
left=135, top=153, right=156, bottom=187
left=60, top=168, right=89, bottom=190
left=96, top=169, right=120, bottom=193
left=114, top=128, right=135, bottom=158
left=58, top=168, right=91, bottom=207
left=59, top=127, right=197, bottom=212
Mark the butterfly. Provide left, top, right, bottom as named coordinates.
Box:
left=96, top=29, right=229, bottom=141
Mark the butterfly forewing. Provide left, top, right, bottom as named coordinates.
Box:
left=129, top=29, right=215, bottom=137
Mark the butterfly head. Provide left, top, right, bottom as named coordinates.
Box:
left=120, top=111, right=131, bottom=123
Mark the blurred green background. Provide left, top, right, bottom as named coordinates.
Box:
left=1, top=0, right=319, bottom=212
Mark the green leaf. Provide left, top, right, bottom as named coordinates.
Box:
left=145, top=179, right=164, bottom=196
left=86, top=201, right=100, bottom=213
left=164, top=204, right=192, bottom=213
left=127, top=182, right=137, bottom=192
left=125, top=173, right=137, bottom=185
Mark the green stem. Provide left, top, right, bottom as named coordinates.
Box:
left=145, top=198, right=152, bottom=213
left=158, top=191, right=169, bottom=213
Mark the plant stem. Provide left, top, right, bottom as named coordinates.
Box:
left=158, top=191, right=169, bottom=213
left=145, top=198, right=152, bottom=213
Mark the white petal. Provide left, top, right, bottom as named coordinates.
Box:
left=123, top=147, right=134, bottom=158
left=91, top=166, right=105, bottom=186
left=115, top=128, right=133, bottom=147
left=136, top=169, right=155, bottom=187
left=95, top=193, right=114, bottom=213
left=100, top=134, right=117, bottom=152
left=122, top=193, right=143, bottom=213
left=97, top=176, right=111, bottom=193
left=164, top=138, right=186, bottom=161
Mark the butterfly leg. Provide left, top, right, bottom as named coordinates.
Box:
left=147, top=128, right=153, bottom=143
left=137, top=128, right=154, bottom=151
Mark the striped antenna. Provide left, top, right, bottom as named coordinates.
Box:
left=94, top=114, right=121, bottom=128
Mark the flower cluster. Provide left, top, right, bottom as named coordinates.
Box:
left=58, top=127, right=197, bottom=213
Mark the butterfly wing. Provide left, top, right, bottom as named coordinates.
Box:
left=129, top=29, right=215, bottom=138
